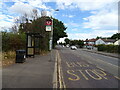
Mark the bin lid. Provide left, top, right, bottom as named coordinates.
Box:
left=16, top=50, right=26, bottom=53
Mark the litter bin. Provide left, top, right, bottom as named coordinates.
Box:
left=16, top=50, right=26, bottom=63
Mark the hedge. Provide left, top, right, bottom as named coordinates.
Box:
left=2, top=32, right=26, bottom=52
left=97, top=44, right=120, bottom=53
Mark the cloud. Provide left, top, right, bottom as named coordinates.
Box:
left=9, top=2, right=34, bottom=17
left=62, top=14, right=75, bottom=18
left=83, top=9, right=118, bottom=30
left=0, top=21, right=13, bottom=31
left=65, top=22, right=80, bottom=28
left=0, top=14, right=14, bottom=31
left=56, top=0, right=118, bottom=32
left=68, top=30, right=118, bottom=40
left=55, top=0, right=119, bottom=10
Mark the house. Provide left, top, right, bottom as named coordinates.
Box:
left=95, top=39, right=116, bottom=45
left=95, top=39, right=106, bottom=45
left=84, top=38, right=116, bottom=46
left=84, top=39, right=97, bottom=46
left=114, top=39, right=120, bottom=45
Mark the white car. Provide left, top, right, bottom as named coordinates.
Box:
left=71, top=46, right=77, bottom=50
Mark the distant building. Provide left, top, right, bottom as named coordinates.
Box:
left=96, top=39, right=116, bottom=45
left=84, top=39, right=96, bottom=46
left=84, top=38, right=116, bottom=46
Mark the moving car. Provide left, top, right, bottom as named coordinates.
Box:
left=70, top=46, right=77, bottom=50
left=86, top=45, right=93, bottom=49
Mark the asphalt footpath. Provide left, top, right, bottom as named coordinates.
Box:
left=82, top=48, right=119, bottom=59
left=2, top=50, right=56, bottom=89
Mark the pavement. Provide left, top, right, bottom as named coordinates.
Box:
left=2, top=50, right=57, bottom=89
left=81, top=48, right=119, bottom=59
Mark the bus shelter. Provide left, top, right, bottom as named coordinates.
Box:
left=26, top=33, right=43, bottom=57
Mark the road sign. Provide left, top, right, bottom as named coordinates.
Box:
left=46, top=20, right=52, bottom=26
left=46, top=26, right=52, bottom=31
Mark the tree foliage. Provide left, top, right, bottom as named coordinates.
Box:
left=53, top=18, right=67, bottom=47
left=110, top=33, right=120, bottom=39
left=64, top=38, right=70, bottom=44
left=64, top=38, right=84, bottom=48
left=2, top=32, right=26, bottom=52
left=19, top=16, right=67, bottom=48
left=4, top=14, right=67, bottom=52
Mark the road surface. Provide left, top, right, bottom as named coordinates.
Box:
left=57, top=46, right=120, bottom=88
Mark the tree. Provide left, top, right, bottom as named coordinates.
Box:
left=69, top=39, right=84, bottom=48
left=111, top=33, right=120, bottom=39
left=64, top=38, right=70, bottom=45
left=96, top=36, right=102, bottom=39
left=18, top=16, right=67, bottom=49
left=53, top=18, right=67, bottom=47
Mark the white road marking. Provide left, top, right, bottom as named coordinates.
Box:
left=96, top=59, right=119, bottom=69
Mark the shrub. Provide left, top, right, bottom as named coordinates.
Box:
left=97, top=44, right=119, bottom=53
left=2, top=32, right=26, bottom=52
left=97, top=44, right=106, bottom=51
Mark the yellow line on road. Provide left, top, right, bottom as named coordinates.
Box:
left=57, top=50, right=66, bottom=89
left=96, top=66, right=105, bottom=71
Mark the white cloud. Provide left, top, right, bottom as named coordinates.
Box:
left=0, top=21, right=13, bottom=31
left=68, top=30, right=118, bottom=40
left=55, top=0, right=119, bottom=10
left=9, top=2, right=34, bottom=17
left=83, top=9, right=118, bottom=30
left=0, top=14, right=14, bottom=31
left=56, top=0, right=118, bottom=33
left=65, top=22, right=80, bottom=27
left=63, top=14, right=75, bottom=18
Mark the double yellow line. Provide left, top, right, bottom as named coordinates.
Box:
left=56, top=50, right=66, bottom=89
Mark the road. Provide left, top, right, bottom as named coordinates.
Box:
left=57, top=46, right=120, bottom=88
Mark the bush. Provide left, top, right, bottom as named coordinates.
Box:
left=97, top=44, right=120, bottom=53
left=97, top=44, right=106, bottom=51
left=2, top=32, right=26, bottom=52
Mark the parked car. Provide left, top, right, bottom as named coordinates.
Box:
left=71, top=46, right=77, bottom=50
left=66, top=45, right=69, bottom=48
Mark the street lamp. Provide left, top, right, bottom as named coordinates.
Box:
left=41, top=9, right=59, bottom=62
left=47, top=9, right=59, bottom=51
left=44, top=9, right=59, bottom=62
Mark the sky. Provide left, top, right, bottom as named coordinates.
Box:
left=0, top=0, right=119, bottom=42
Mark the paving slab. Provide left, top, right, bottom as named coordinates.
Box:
left=2, top=50, right=56, bottom=89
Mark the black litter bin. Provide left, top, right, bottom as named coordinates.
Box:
left=16, top=50, right=26, bottom=63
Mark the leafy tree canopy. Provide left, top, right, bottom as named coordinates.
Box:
left=64, top=38, right=70, bottom=44
left=18, top=16, right=67, bottom=48
left=110, top=33, right=120, bottom=39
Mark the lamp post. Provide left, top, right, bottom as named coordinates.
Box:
left=42, top=9, right=59, bottom=61
left=49, top=9, right=59, bottom=51
left=48, top=9, right=59, bottom=62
